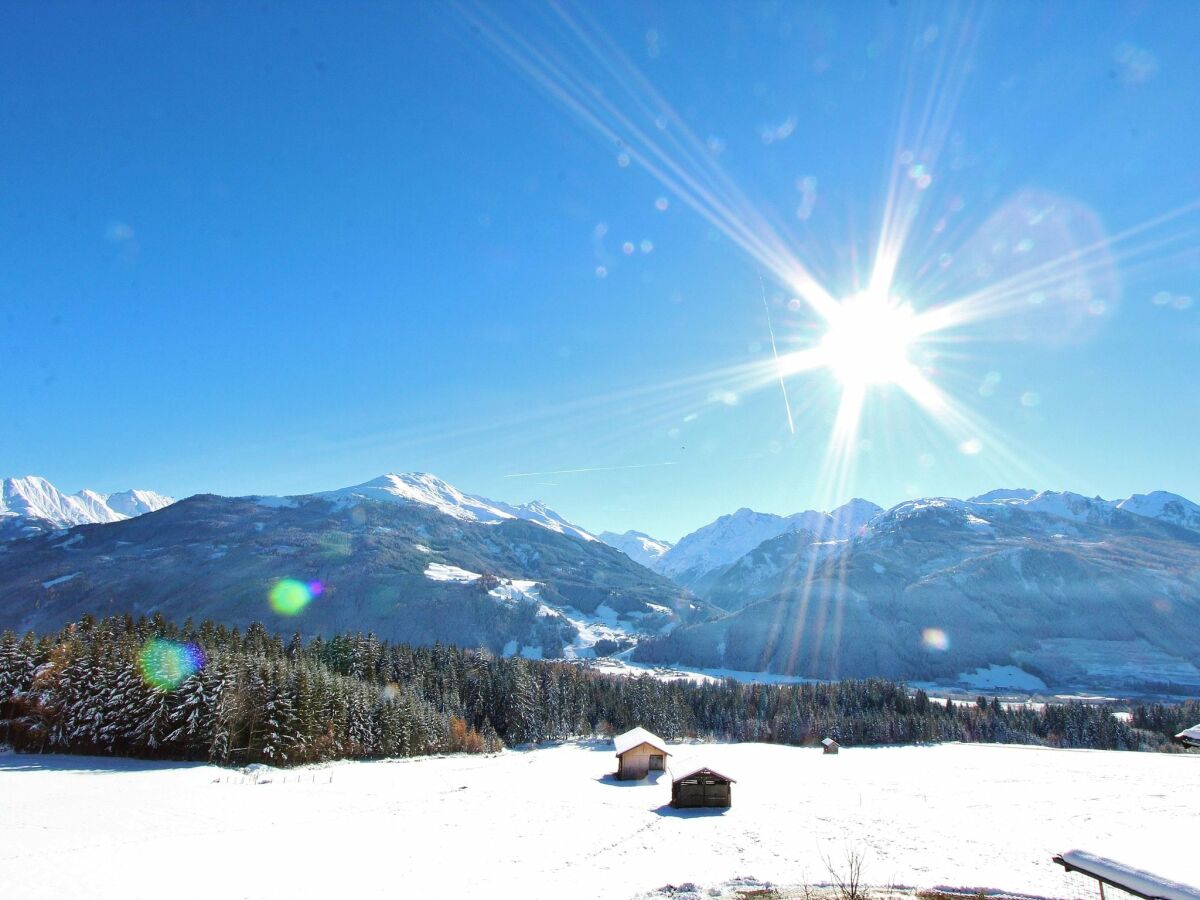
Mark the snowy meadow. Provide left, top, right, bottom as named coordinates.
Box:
left=2, top=741, right=1196, bottom=900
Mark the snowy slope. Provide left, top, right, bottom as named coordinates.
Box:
left=657, top=499, right=882, bottom=585
left=599, top=530, right=674, bottom=568
left=965, top=489, right=1200, bottom=533
left=641, top=488, right=1200, bottom=691
left=313, top=472, right=596, bottom=541
left=1118, top=492, right=1200, bottom=532
left=968, top=488, right=1040, bottom=503
left=0, top=486, right=704, bottom=656
left=0, top=476, right=174, bottom=539
left=2, top=743, right=1197, bottom=900
left=661, top=488, right=1200, bottom=598
left=102, top=489, right=174, bottom=518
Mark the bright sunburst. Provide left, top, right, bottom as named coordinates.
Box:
left=819, top=293, right=919, bottom=389
left=461, top=0, right=1197, bottom=510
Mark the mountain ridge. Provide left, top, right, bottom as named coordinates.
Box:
left=1, top=476, right=174, bottom=541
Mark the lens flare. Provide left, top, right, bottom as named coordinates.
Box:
left=922, top=628, right=950, bottom=651
left=270, top=578, right=317, bottom=615
left=138, top=638, right=205, bottom=691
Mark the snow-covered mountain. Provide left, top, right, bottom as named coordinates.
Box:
left=636, top=487, right=1200, bottom=694
left=0, top=472, right=709, bottom=658
left=598, top=530, right=673, bottom=568
left=313, top=472, right=596, bottom=542
left=656, top=499, right=882, bottom=588
left=0, top=476, right=173, bottom=540
left=965, top=489, right=1200, bottom=532
left=1115, top=492, right=1200, bottom=531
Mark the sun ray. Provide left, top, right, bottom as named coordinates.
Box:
left=455, top=1, right=841, bottom=321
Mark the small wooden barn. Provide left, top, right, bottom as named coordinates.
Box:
left=1176, top=723, right=1200, bottom=748
left=671, top=766, right=735, bottom=808
left=613, top=727, right=670, bottom=780
left=822, top=737, right=840, bottom=754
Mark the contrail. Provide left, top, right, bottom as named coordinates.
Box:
left=503, top=461, right=680, bottom=478
left=760, top=271, right=796, bottom=434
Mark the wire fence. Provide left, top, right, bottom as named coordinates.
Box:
left=211, top=770, right=335, bottom=785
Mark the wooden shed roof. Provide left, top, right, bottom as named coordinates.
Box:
left=822, top=737, right=840, bottom=746
left=613, top=727, right=669, bottom=756
left=672, top=766, right=736, bottom=784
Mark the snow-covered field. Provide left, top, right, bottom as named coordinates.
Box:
left=1, top=742, right=1196, bottom=900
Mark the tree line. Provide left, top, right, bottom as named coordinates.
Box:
left=0, top=614, right=1189, bottom=766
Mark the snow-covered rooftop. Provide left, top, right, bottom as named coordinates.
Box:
left=613, top=727, right=669, bottom=756
left=1176, top=724, right=1200, bottom=745
left=671, top=765, right=736, bottom=784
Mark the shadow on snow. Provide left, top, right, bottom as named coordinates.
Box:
left=0, top=752, right=213, bottom=775
left=596, top=770, right=668, bottom=787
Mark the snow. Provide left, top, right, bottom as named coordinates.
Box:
left=2, top=743, right=1197, bottom=900
left=40, top=572, right=81, bottom=589
left=599, top=530, right=674, bottom=567
left=958, top=665, right=1048, bottom=692
left=486, top=578, right=540, bottom=604
left=254, top=495, right=299, bottom=509
left=968, top=489, right=1200, bottom=534
left=589, top=656, right=822, bottom=686
left=1058, top=850, right=1200, bottom=900
left=659, top=501, right=883, bottom=579
left=614, top=726, right=669, bottom=755
left=315, top=472, right=597, bottom=541
left=422, top=562, right=482, bottom=583
left=1, top=475, right=173, bottom=534
left=1177, top=724, right=1200, bottom=744
left=102, top=489, right=174, bottom=518
left=970, top=488, right=1040, bottom=503
left=417, top=563, right=650, bottom=658
left=659, top=510, right=818, bottom=577
left=1117, top=492, right=1200, bottom=532
left=1016, top=639, right=1200, bottom=691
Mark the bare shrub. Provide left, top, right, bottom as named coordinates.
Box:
left=821, top=846, right=869, bottom=900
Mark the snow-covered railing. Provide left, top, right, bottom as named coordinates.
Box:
left=1054, top=850, right=1200, bottom=900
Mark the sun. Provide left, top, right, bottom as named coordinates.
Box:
left=819, top=292, right=920, bottom=389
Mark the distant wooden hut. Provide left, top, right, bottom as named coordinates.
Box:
left=671, top=766, right=735, bottom=808
left=613, top=727, right=670, bottom=780
left=1176, top=724, right=1200, bottom=748
left=822, top=737, right=840, bottom=754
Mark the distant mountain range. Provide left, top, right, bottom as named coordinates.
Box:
left=0, top=473, right=708, bottom=658
left=628, top=489, right=1200, bottom=696
left=1, top=476, right=174, bottom=541
left=640, top=500, right=883, bottom=592
left=3, top=472, right=1199, bottom=696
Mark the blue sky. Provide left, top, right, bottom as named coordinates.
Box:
left=3, top=1, right=1198, bottom=541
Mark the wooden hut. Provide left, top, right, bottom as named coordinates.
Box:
left=613, top=727, right=670, bottom=780
left=671, top=766, right=735, bottom=808
left=1176, top=724, right=1200, bottom=748
left=822, top=737, right=840, bottom=754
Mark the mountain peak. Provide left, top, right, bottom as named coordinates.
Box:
left=598, top=529, right=673, bottom=568
left=317, top=471, right=596, bottom=542
left=1, top=475, right=175, bottom=537
left=968, top=488, right=1038, bottom=503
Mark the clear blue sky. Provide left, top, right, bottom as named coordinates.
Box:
left=3, top=1, right=1198, bottom=541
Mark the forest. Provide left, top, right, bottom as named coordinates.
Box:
left=0, top=614, right=1191, bottom=766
